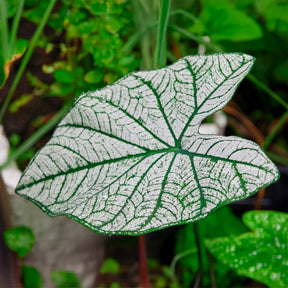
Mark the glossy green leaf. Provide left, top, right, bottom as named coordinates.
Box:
left=4, top=226, right=35, bottom=258
left=16, top=53, right=279, bottom=235
left=51, top=270, right=80, bottom=288
left=206, top=211, right=288, bottom=288
left=22, top=266, right=43, bottom=288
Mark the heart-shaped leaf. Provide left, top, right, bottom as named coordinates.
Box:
left=206, top=211, right=288, bottom=288
left=16, top=53, right=279, bottom=235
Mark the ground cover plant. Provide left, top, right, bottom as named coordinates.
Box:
left=206, top=210, right=288, bottom=288
left=1, top=0, right=287, bottom=287
left=4, top=225, right=81, bottom=288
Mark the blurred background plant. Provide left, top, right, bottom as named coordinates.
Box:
left=0, top=0, right=287, bottom=287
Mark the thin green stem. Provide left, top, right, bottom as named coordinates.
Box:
left=208, top=250, right=217, bottom=288
left=9, top=0, right=25, bottom=52
left=0, top=0, right=9, bottom=60
left=247, top=74, right=288, bottom=110
left=266, top=151, right=288, bottom=166
left=122, top=22, right=158, bottom=55
left=0, top=0, right=57, bottom=124
left=0, top=102, right=71, bottom=172
left=193, top=222, right=202, bottom=288
left=263, top=110, right=288, bottom=150
left=170, top=9, right=200, bottom=24
left=170, top=248, right=197, bottom=285
left=132, top=0, right=157, bottom=70
left=169, top=24, right=223, bottom=53
left=154, top=0, right=171, bottom=68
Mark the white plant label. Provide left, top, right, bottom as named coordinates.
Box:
left=16, top=54, right=279, bottom=235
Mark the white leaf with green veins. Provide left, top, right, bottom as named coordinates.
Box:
left=16, top=53, right=279, bottom=235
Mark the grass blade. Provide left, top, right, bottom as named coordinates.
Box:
left=0, top=0, right=57, bottom=124
left=154, top=0, right=171, bottom=68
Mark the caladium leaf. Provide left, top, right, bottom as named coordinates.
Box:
left=16, top=53, right=279, bottom=235
left=206, top=211, right=288, bottom=288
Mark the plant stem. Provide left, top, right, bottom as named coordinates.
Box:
left=169, top=24, right=223, bottom=53
left=154, top=0, right=171, bottom=68
left=0, top=174, right=12, bottom=228
left=122, top=21, right=158, bottom=56
left=0, top=0, right=57, bottom=124
left=193, top=222, right=202, bottom=288
left=262, top=110, right=288, bottom=150
left=170, top=9, right=200, bottom=24
left=0, top=0, right=9, bottom=61
left=132, top=0, right=158, bottom=70
left=170, top=248, right=197, bottom=286
left=208, top=250, right=217, bottom=288
left=0, top=174, right=22, bottom=288
left=266, top=151, right=288, bottom=166
left=138, top=235, right=150, bottom=288
left=247, top=74, right=288, bottom=110
left=9, top=0, right=25, bottom=53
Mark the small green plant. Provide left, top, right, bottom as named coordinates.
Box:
left=100, top=258, right=121, bottom=274
left=50, top=270, right=81, bottom=288
left=4, top=226, right=43, bottom=288
left=4, top=225, right=80, bottom=288
left=97, top=258, right=121, bottom=288
left=206, top=210, right=288, bottom=288
left=4, top=226, right=35, bottom=258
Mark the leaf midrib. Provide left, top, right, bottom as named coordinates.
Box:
left=16, top=146, right=272, bottom=191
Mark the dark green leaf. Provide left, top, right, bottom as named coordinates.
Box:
left=22, top=266, right=43, bottom=288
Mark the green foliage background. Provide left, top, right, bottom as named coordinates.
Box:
left=1, top=0, right=287, bottom=169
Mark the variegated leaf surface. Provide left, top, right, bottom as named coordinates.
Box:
left=16, top=53, right=279, bottom=235
left=206, top=211, right=288, bottom=288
